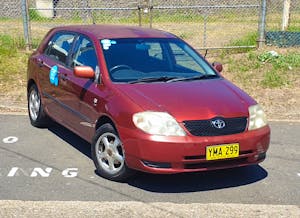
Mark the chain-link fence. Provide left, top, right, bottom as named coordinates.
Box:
left=265, top=0, right=300, bottom=47
left=0, top=1, right=23, bottom=37
left=150, top=0, right=262, bottom=49
left=0, top=0, right=299, bottom=50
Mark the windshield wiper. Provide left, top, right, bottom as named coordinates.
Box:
left=166, top=74, right=218, bottom=83
left=128, top=76, right=178, bottom=84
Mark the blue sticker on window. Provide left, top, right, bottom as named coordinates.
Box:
left=101, top=39, right=117, bottom=50
left=49, top=65, right=59, bottom=86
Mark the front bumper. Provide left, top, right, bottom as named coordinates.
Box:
left=120, top=125, right=270, bottom=174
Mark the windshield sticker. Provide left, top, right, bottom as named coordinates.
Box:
left=101, top=39, right=116, bottom=50
left=49, top=65, right=59, bottom=86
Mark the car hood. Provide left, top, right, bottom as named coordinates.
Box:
left=115, top=78, right=256, bottom=122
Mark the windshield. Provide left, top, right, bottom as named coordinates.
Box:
left=101, top=38, right=218, bottom=83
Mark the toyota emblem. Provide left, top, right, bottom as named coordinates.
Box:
left=211, top=119, right=226, bottom=129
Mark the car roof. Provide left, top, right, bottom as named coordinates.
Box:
left=52, top=25, right=177, bottom=39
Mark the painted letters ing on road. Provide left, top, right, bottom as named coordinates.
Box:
left=0, top=167, right=78, bottom=178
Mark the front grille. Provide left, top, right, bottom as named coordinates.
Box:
left=183, top=117, right=247, bottom=136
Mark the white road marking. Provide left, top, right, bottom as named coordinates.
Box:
left=297, top=173, right=300, bottom=177
left=2, top=136, right=18, bottom=144
left=2, top=167, right=78, bottom=178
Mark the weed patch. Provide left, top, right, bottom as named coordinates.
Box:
left=261, top=71, right=288, bottom=88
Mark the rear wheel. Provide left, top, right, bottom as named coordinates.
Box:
left=28, top=84, right=49, bottom=127
left=91, top=123, right=134, bottom=182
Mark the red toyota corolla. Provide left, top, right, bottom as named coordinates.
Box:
left=27, top=25, right=270, bottom=181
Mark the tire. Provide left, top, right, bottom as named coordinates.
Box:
left=91, top=123, right=134, bottom=182
left=27, top=84, right=49, bottom=128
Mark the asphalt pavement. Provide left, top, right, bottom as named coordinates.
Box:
left=0, top=114, right=299, bottom=217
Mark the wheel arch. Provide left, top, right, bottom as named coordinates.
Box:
left=27, top=79, right=36, bottom=92
left=95, top=115, right=118, bottom=134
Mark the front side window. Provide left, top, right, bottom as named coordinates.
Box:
left=44, top=32, right=75, bottom=64
left=72, top=36, right=98, bottom=72
left=101, top=38, right=218, bottom=83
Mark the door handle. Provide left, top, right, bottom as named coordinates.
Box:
left=60, top=74, right=68, bottom=81
left=37, top=58, right=44, bottom=67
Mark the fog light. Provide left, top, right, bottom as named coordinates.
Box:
left=142, top=160, right=171, bottom=169
left=257, top=152, right=266, bottom=161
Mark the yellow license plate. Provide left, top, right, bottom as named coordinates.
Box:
left=206, top=143, right=239, bottom=161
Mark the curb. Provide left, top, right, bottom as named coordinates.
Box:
left=0, top=201, right=299, bottom=218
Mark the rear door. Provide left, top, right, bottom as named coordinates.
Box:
left=37, top=31, right=76, bottom=122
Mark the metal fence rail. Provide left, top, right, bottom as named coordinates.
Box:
left=0, top=0, right=299, bottom=50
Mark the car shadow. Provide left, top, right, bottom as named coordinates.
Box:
left=48, top=122, right=92, bottom=159
left=127, top=165, right=268, bottom=193
left=47, top=122, right=268, bottom=193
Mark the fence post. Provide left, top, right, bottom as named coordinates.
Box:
left=203, top=13, right=207, bottom=48
left=21, top=0, right=32, bottom=51
left=149, top=0, right=153, bottom=28
left=257, top=0, right=267, bottom=48
left=282, top=0, right=291, bottom=31
left=138, top=5, right=142, bottom=26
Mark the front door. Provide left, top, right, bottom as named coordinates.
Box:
left=57, top=35, right=103, bottom=141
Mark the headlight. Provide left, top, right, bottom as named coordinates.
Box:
left=132, top=111, right=186, bottom=136
left=248, top=104, right=268, bottom=130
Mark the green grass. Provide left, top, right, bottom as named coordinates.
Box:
left=29, top=9, right=51, bottom=21
left=0, top=35, right=28, bottom=95
left=151, top=11, right=204, bottom=23
left=261, top=71, right=288, bottom=87
left=229, top=32, right=258, bottom=47
left=259, top=52, right=300, bottom=87
left=0, top=34, right=22, bottom=56
left=0, top=34, right=41, bottom=50
left=287, top=26, right=300, bottom=32
left=224, top=50, right=300, bottom=89
left=36, top=9, right=257, bottom=24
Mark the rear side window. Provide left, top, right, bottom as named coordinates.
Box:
left=147, top=42, right=163, bottom=60
left=44, top=32, right=75, bottom=64
left=169, top=43, right=205, bottom=73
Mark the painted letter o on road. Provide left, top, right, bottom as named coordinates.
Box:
left=2, top=136, right=18, bottom=144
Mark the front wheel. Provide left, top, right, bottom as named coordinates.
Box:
left=91, top=123, right=134, bottom=182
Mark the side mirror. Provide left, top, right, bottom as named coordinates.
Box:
left=74, top=66, right=95, bottom=79
left=212, top=62, right=223, bottom=73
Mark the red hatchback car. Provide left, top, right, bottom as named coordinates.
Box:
left=27, top=25, right=270, bottom=181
